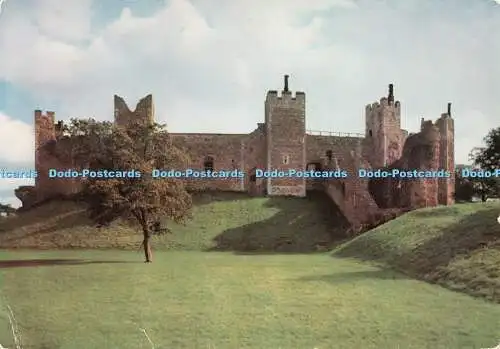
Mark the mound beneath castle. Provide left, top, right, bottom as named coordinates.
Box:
left=334, top=201, right=500, bottom=302
left=0, top=192, right=353, bottom=252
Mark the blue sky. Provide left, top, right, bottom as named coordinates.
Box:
left=0, top=0, right=499, bottom=207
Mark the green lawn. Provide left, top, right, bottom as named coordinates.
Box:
left=0, top=250, right=499, bottom=349
left=0, top=273, right=15, bottom=348
left=0, top=194, right=499, bottom=348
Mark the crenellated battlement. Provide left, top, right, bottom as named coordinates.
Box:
left=365, top=99, right=401, bottom=112
left=436, top=103, right=454, bottom=134
left=420, top=103, right=454, bottom=135
left=266, top=90, right=306, bottom=105
left=34, top=110, right=55, bottom=122
left=266, top=90, right=305, bottom=99
left=435, top=115, right=454, bottom=129
left=34, top=110, right=57, bottom=149
left=366, top=83, right=401, bottom=110
left=421, top=119, right=436, bottom=130
left=266, top=75, right=305, bottom=106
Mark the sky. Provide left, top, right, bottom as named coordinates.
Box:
left=0, top=0, right=499, bottom=207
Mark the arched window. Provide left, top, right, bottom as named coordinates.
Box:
left=326, top=150, right=333, bottom=161
left=369, top=130, right=373, bottom=137
left=204, top=156, right=214, bottom=171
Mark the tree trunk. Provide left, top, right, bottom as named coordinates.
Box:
left=142, top=231, right=153, bottom=263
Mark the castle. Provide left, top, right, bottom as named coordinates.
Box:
left=15, top=75, right=455, bottom=228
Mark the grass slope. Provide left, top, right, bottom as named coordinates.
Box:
left=1, top=250, right=499, bottom=349
left=334, top=202, right=500, bottom=302
left=0, top=191, right=346, bottom=252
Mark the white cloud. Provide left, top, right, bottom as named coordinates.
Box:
left=0, top=178, right=34, bottom=208
left=35, top=0, right=92, bottom=41
left=0, top=112, right=34, bottom=206
left=0, top=112, right=34, bottom=164
left=0, top=178, right=33, bottom=191
left=0, top=0, right=498, bottom=208
left=0, top=0, right=7, bottom=17
left=1, top=196, right=22, bottom=208
left=1, top=177, right=37, bottom=207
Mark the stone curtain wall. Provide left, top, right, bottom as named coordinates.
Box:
left=17, top=80, right=455, bottom=229
left=170, top=133, right=246, bottom=192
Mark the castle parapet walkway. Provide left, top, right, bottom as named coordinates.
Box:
left=306, top=130, right=364, bottom=138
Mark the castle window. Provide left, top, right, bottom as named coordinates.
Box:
left=249, top=168, right=257, bottom=182
left=204, top=156, right=214, bottom=171
left=369, top=130, right=373, bottom=137
left=231, top=159, right=237, bottom=169
left=307, top=162, right=322, bottom=171
left=326, top=150, right=333, bottom=161
left=282, top=155, right=290, bottom=165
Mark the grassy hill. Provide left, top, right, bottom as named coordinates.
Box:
left=0, top=191, right=348, bottom=252
left=1, top=194, right=500, bottom=347
left=334, top=201, right=500, bottom=302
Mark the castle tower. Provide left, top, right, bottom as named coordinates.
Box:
left=34, top=110, right=56, bottom=188
left=365, top=84, right=404, bottom=168
left=114, top=94, right=154, bottom=127
left=436, top=102, right=455, bottom=205
left=264, top=75, right=306, bottom=197
left=415, top=120, right=441, bottom=207
left=35, top=110, right=56, bottom=149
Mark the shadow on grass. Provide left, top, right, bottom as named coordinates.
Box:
left=296, top=269, right=407, bottom=283
left=0, top=210, right=90, bottom=244
left=333, top=204, right=500, bottom=301
left=207, top=190, right=350, bottom=254
left=409, top=206, right=463, bottom=219
left=0, top=259, right=137, bottom=269
left=335, top=205, right=500, bottom=270
left=400, top=206, right=500, bottom=276
left=0, top=202, right=86, bottom=233
left=0, top=191, right=251, bottom=236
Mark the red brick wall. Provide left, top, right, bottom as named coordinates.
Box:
left=170, top=133, right=246, bottom=191
left=25, top=87, right=456, bottom=223
left=368, top=121, right=442, bottom=210
left=436, top=113, right=455, bottom=205
left=243, top=125, right=267, bottom=195
left=34, top=111, right=81, bottom=203
left=365, top=98, right=404, bottom=168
